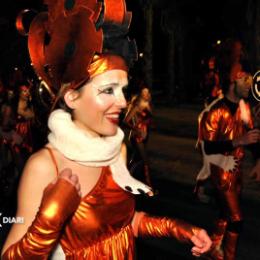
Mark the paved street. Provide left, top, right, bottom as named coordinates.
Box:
left=135, top=103, right=260, bottom=260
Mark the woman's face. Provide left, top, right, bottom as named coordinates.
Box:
left=141, top=88, right=151, bottom=101
left=20, top=86, right=30, bottom=100
left=72, top=69, right=128, bottom=137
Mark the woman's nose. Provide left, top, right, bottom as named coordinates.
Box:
left=115, top=93, right=127, bottom=108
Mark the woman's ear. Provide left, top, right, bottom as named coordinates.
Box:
left=63, top=89, right=79, bottom=109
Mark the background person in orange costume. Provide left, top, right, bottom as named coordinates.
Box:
left=124, top=85, right=153, bottom=187
left=196, top=65, right=260, bottom=259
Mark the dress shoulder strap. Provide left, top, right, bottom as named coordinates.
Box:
left=44, top=146, right=59, bottom=176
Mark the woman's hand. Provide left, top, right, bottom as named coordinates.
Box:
left=191, top=229, right=212, bottom=257
left=40, top=168, right=81, bottom=227
left=52, top=168, right=82, bottom=196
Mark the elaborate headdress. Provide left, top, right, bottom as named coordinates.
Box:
left=17, top=0, right=137, bottom=98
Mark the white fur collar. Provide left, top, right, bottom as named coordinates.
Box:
left=48, top=109, right=151, bottom=195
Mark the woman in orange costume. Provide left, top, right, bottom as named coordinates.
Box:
left=1, top=0, right=211, bottom=259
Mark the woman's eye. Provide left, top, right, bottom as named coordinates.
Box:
left=99, top=87, right=114, bottom=95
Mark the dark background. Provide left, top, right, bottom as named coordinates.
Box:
left=0, top=0, right=259, bottom=99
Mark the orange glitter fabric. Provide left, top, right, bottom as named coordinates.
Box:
left=59, top=166, right=135, bottom=259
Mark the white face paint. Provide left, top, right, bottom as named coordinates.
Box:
left=72, top=69, right=128, bottom=137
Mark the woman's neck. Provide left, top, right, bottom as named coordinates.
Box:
left=73, top=119, right=100, bottom=138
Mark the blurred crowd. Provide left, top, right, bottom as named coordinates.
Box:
left=0, top=70, right=48, bottom=210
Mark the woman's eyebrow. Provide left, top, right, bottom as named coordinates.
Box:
left=96, top=81, right=128, bottom=89
left=99, top=83, right=119, bottom=88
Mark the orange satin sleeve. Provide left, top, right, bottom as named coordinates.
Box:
left=2, top=178, right=80, bottom=259
left=200, top=108, right=222, bottom=141
left=138, top=214, right=200, bottom=243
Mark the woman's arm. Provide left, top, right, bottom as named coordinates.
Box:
left=1, top=150, right=81, bottom=259
left=132, top=212, right=211, bottom=257
left=2, top=152, right=55, bottom=253
left=17, top=99, right=34, bottom=120
left=124, top=105, right=138, bottom=128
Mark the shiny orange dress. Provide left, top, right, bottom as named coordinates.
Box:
left=59, top=166, right=136, bottom=259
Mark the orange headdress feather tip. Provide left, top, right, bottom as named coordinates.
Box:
left=103, top=0, right=126, bottom=24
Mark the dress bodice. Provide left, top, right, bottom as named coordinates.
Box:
left=60, top=166, right=136, bottom=259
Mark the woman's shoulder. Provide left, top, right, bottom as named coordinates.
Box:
left=27, top=147, right=53, bottom=165
left=22, top=146, right=58, bottom=183
left=16, top=147, right=59, bottom=212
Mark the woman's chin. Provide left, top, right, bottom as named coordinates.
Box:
left=101, top=127, right=118, bottom=137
